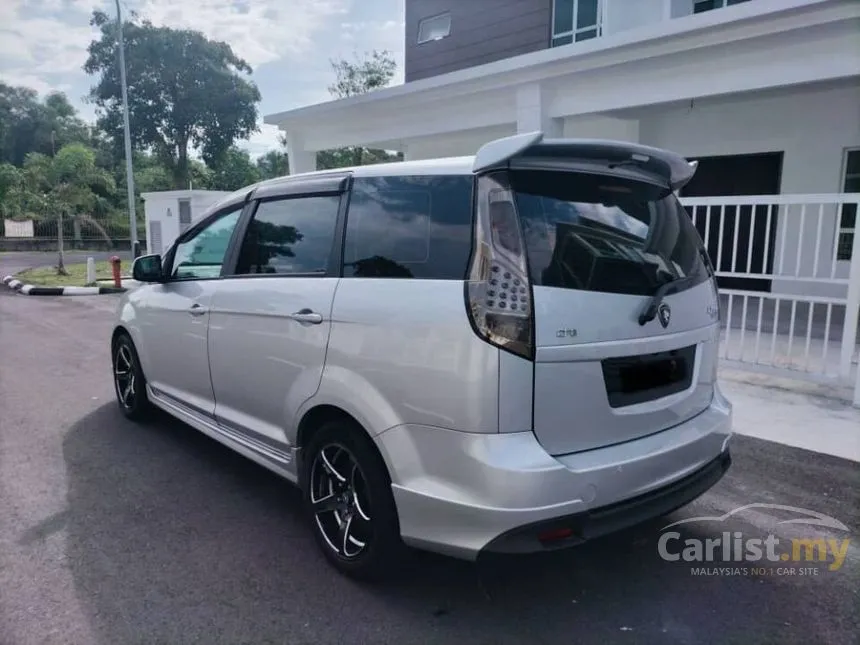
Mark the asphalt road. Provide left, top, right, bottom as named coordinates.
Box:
left=0, top=290, right=858, bottom=645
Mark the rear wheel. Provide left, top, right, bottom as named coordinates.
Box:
left=112, top=333, right=152, bottom=421
left=302, top=420, right=405, bottom=581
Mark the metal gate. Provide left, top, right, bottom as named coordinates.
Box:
left=679, top=193, right=860, bottom=406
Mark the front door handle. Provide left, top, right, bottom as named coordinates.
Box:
left=188, top=303, right=209, bottom=317
left=288, top=308, right=323, bottom=325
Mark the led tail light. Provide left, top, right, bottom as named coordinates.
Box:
left=465, top=172, right=534, bottom=360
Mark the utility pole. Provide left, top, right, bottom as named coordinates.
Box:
left=115, top=0, right=139, bottom=258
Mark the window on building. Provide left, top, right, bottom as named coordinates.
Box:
left=234, top=195, right=341, bottom=275
left=837, top=149, right=859, bottom=261
left=417, top=12, right=451, bottom=44
left=342, top=176, right=473, bottom=280
left=551, top=0, right=601, bottom=47
left=693, top=0, right=751, bottom=14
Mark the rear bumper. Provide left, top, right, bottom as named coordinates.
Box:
left=482, top=450, right=731, bottom=555
left=374, top=383, right=732, bottom=560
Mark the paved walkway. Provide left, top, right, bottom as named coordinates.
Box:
left=719, top=368, right=860, bottom=462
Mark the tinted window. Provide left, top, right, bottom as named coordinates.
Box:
left=171, top=208, right=242, bottom=279
left=342, top=176, right=473, bottom=280
left=235, top=195, right=340, bottom=275
left=510, top=170, right=711, bottom=297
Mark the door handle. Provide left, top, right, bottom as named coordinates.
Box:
left=288, top=308, right=323, bottom=325
left=188, top=303, right=209, bottom=317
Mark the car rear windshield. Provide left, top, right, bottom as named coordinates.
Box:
left=510, top=169, right=711, bottom=297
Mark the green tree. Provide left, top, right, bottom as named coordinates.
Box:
left=208, top=146, right=261, bottom=190
left=83, top=10, right=261, bottom=190
left=23, top=143, right=115, bottom=274
left=314, top=51, right=403, bottom=170
left=0, top=163, right=26, bottom=218
left=256, top=149, right=289, bottom=180
left=0, top=84, right=91, bottom=165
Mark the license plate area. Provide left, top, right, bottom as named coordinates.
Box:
left=601, top=345, right=696, bottom=408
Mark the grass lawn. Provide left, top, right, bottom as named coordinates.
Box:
left=14, top=260, right=115, bottom=287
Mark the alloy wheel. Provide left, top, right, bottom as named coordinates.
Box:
left=114, top=344, right=136, bottom=410
left=309, top=443, right=373, bottom=559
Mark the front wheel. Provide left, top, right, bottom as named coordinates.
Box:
left=301, top=421, right=406, bottom=581
left=112, top=333, right=152, bottom=421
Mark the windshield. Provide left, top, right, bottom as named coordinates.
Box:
left=510, top=169, right=711, bottom=297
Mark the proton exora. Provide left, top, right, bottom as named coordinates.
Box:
left=112, top=132, right=732, bottom=579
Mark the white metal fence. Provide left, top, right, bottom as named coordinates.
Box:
left=679, top=193, right=860, bottom=406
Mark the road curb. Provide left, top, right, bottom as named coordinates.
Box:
left=2, top=275, right=127, bottom=296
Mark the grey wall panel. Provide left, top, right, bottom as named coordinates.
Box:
left=405, top=0, right=553, bottom=82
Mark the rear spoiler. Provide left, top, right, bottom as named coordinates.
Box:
left=473, top=131, right=699, bottom=192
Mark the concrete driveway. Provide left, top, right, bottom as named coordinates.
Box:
left=0, top=293, right=857, bottom=645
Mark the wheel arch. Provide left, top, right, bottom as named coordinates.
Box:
left=295, top=404, right=393, bottom=485
left=111, top=324, right=130, bottom=348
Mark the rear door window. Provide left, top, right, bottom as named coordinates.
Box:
left=342, top=176, right=473, bottom=279
left=510, top=170, right=711, bottom=296
left=234, top=195, right=341, bottom=276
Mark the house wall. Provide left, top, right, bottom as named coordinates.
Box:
left=637, top=82, right=860, bottom=297
left=404, top=0, right=552, bottom=83
left=404, top=83, right=859, bottom=299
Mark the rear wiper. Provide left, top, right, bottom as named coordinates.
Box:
left=638, top=275, right=696, bottom=326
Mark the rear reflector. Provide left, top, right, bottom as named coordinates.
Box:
left=537, top=527, right=575, bottom=543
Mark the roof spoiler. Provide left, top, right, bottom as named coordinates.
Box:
left=473, top=131, right=699, bottom=191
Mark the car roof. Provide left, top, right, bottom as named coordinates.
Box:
left=209, top=136, right=694, bottom=213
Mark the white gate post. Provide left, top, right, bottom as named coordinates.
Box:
left=841, top=226, right=860, bottom=406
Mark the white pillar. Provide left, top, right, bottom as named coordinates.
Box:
left=515, top=82, right=563, bottom=137
left=284, top=131, right=316, bottom=175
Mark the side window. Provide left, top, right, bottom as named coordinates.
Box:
left=171, top=208, right=242, bottom=279
left=342, top=176, right=473, bottom=280
left=235, top=195, right=341, bottom=275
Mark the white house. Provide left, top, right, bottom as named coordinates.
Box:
left=141, top=190, right=231, bottom=255
left=263, top=0, right=860, bottom=399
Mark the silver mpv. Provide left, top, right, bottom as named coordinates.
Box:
left=113, top=132, right=733, bottom=579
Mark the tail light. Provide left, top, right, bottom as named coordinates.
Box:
left=465, top=172, right=534, bottom=361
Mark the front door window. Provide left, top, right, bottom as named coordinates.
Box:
left=171, top=208, right=242, bottom=280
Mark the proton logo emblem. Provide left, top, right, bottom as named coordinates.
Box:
left=657, top=303, right=671, bottom=328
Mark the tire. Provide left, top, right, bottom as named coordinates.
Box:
left=112, top=333, right=153, bottom=421
left=301, top=420, right=406, bottom=581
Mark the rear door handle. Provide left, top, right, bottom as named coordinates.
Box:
left=188, top=303, right=209, bottom=317
left=288, top=308, right=323, bottom=325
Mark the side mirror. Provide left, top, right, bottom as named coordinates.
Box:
left=132, top=254, right=164, bottom=282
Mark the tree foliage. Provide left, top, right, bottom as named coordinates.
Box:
left=84, top=9, right=261, bottom=189
left=208, top=146, right=261, bottom=191
left=314, top=50, right=403, bottom=170
left=328, top=50, right=398, bottom=99
left=0, top=84, right=91, bottom=166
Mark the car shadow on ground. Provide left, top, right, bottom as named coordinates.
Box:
left=56, top=404, right=856, bottom=645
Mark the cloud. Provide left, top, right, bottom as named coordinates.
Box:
left=0, top=0, right=102, bottom=90
left=1, top=0, right=407, bottom=157
left=133, top=0, right=352, bottom=69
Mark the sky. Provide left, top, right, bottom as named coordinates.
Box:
left=0, top=0, right=405, bottom=157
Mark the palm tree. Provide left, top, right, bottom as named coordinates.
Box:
left=23, top=143, right=115, bottom=275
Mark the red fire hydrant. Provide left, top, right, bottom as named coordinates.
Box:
left=110, top=255, right=122, bottom=288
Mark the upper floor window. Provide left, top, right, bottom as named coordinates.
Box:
left=693, top=0, right=751, bottom=14
left=417, top=12, right=451, bottom=44
left=837, top=149, right=859, bottom=261
left=552, top=0, right=601, bottom=47
left=342, top=176, right=473, bottom=280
